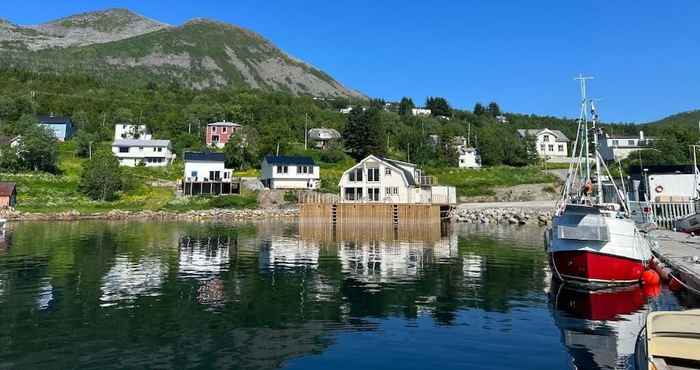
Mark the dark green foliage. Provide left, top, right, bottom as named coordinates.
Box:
left=487, top=102, right=501, bottom=117
left=473, top=102, right=486, bottom=116
left=73, top=130, right=100, bottom=158
left=79, top=151, right=122, bottom=201
left=207, top=195, right=258, bottom=209
left=478, top=124, right=535, bottom=166
left=425, top=97, right=451, bottom=117
left=224, top=127, right=260, bottom=170
left=19, top=124, right=59, bottom=172
left=343, top=108, right=385, bottom=160
left=398, top=97, right=415, bottom=116
left=0, top=145, right=22, bottom=171
left=283, top=191, right=298, bottom=203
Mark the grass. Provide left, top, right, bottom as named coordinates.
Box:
left=426, top=166, right=558, bottom=197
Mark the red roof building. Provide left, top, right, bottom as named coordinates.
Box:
left=206, top=122, right=242, bottom=148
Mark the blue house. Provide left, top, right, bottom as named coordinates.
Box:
left=37, top=114, right=74, bottom=141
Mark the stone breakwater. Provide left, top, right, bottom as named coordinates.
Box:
left=0, top=208, right=299, bottom=222
left=453, top=207, right=553, bottom=226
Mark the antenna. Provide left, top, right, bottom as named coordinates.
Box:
left=574, top=74, right=594, bottom=187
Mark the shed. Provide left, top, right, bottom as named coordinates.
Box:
left=0, top=182, right=17, bottom=209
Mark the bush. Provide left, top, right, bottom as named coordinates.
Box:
left=208, top=195, right=258, bottom=209
left=78, top=151, right=122, bottom=201
left=283, top=191, right=298, bottom=203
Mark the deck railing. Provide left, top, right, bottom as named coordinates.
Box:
left=628, top=200, right=696, bottom=230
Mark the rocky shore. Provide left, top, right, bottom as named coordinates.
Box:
left=453, top=207, right=552, bottom=226
left=0, top=208, right=299, bottom=222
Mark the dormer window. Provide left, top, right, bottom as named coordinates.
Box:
left=543, top=135, right=550, bottom=142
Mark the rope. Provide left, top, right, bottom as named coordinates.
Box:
left=670, top=272, right=700, bottom=296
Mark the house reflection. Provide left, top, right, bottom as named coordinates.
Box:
left=178, top=234, right=237, bottom=307
left=100, top=255, right=166, bottom=306
left=549, top=281, right=649, bottom=370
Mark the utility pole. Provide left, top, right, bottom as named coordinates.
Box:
left=304, top=113, right=308, bottom=150
left=467, top=122, right=471, bottom=147
left=88, top=141, right=93, bottom=159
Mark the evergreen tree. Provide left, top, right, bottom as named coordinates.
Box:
left=398, top=97, right=415, bottom=116
left=343, top=108, right=385, bottom=160
left=74, top=130, right=100, bottom=158
left=426, top=97, right=452, bottom=117
left=473, top=103, right=486, bottom=116
left=487, top=102, right=501, bottom=117
left=224, top=127, right=260, bottom=170
left=79, top=151, right=122, bottom=201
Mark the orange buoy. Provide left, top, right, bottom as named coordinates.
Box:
left=642, top=269, right=661, bottom=286
left=643, top=284, right=661, bottom=298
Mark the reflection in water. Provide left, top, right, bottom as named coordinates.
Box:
left=549, top=282, right=649, bottom=370
left=0, top=221, right=691, bottom=370
left=100, top=256, right=166, bottom=306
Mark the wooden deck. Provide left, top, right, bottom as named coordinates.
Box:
left=649, top=230, right=700, bottom=296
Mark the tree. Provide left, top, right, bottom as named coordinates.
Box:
left=473, top=103, right=486, bottom=116
left=487, top=102, right=501, bottom=117
left=425, top=97, right=451, bottom=117
left=224, top=127, right=260, bottom=170
left=79, top=151, right=122, bottom=201
left=398, top=97, right=415, bottom=116
left=18, top=124, right=59, bottom=172
left=0, top=145, right=22, bottom=172
left=343, top=107, right=385, bottom=160
left=74, top=130, right=100, bottom=158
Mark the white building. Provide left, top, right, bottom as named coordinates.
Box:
left=338, top=155, right=456, bottom=204
left=599, top=131, right=655, bottom=161
left=261, top=156, right=320, bottom=190
left=339, top=107, right=353, bottom=114
left=112, top=139, right=175, bottom=167
left=183, top=152, right=232, bottom=182
left=411, top=108, right=432, bottom=117
left=114, top=124, right=152, bottom=140
left=517, top=128, right=569, bottom=158
left=452, top=136, right=481, bottom=169
left=308, top=128, right=341, bottom=149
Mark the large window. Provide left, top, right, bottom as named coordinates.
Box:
left=276, top=165, right=289, bottom=174
left=344, top=187, right=363, bottom=201
left=368, top=188, right=380, bottom=201
left=211, top=135, right=219, bottom=143
left=349, top=168, right=363, bottom=182
left=209, top=171, right=221, bottom=180
left=548, top=144, right=554, bottom=151
left=367, top=168, right=380, bottom=182
left=297, top=165, right=311, bottom=174
left=119, top=147, right=129, bottom=153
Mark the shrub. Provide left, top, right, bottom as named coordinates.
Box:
left=283, top=191, right=298, bottom=203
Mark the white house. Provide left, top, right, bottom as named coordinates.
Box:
left=261, top=156, right=320, bottom=190
left=338, top=155, right=456, bottom=205
left=411, top=108, right=432, bottom=117
left=339, top=107, right=353, bottom=114
left=183, top=152, right=232, bottom=182
left=112, top=139, right=175, bottom=167
left=308, top=128, right=341, bottom=149
left=599, top=130, right=655, bottom=161
left=452, top=136, right=481, bottom=169
left=517, top=128, right=569, bottom=158
left=114, top=124, right=152, bottom=140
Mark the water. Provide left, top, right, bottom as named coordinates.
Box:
left=0, top=221, right=696, bottom=370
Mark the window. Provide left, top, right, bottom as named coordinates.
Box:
left=548, top=144, right=554, bottom=151
left=212, top=126, right=217, bottom=132
left=543, top=135, right=550, bottom=142
left=209, top=171, right=221, bottom=180
left=540, top=144, right=545, bottom=151
left=156, top=147, right=163, bottom=152
left=368, top=188, right=380, bottom=201
left=344, top=187, right=362, bottom=201
left=224, top=172, right=229, bottom=179
left=367, top=168, right=380, bottom=182
left=139, top=147, right=144, bottom=151
left=612, top=140, right=619, bottom=146
left=385, top=187, right=398, bottom=196
left=349, top=168, right=363, bottom=182
left=276, top=165, right=289, bottom=174
left=212, top=135, right=219, bottom=143
left=223, top=127, right=227, bottom=133
left=385, top=168, right=392, bottom=175
left=119, top=147, right=129, bottom=153
left=628, top=140, right=635, bottom=146
left=191, top=171, right=198, bottom=178
left=558, top=144, right=564, bottom=152
left=297, top=166, right=310, bottom=174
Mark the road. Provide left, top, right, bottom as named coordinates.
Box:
left=457, top=200, right=556, bottom=210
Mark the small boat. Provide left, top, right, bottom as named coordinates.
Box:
left=635, top=310, right=700, bottom=370
left=545, top=77, right=653, bottom=286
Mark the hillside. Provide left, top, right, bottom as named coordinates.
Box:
left=0, top=9, right=363, bottom=98
left=644, top=110, right=700, bottom=130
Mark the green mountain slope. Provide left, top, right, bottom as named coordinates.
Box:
left=0, top=9, right=363, bottom=98
left=645, top=110, right=700, bottom=130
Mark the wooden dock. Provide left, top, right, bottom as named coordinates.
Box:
left=300, top=203, right=449, bottom=225
left=649, top=230, right=700, bottom=296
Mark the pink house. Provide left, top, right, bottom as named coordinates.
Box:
left=206, top=122, right=243, bottom=148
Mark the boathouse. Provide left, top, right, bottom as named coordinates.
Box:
left=182, top=152, right=240, bottom=196
left=0, top=182, right=17, bottom=209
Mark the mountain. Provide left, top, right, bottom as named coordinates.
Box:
left=645, top=110, right=700, bottom=129
left=0, top=9, right=363, bottom=98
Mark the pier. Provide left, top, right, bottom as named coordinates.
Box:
left=649, top=230, right=700, bottom=296
left=300, top=203, right=451, bottom=225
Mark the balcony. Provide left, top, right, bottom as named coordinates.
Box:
left=418, top=176, right=437, bottom=186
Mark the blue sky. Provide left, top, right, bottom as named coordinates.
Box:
left=1, top=1, right=698, bottom=122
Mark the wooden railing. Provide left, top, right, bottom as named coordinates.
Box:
left=629, top=201, right=696, bottom=230
left=418, top=176, right=437, bottom=186
left=298, top=192, right=340, bottom=204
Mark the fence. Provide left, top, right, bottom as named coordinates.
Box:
left=297, top=192, right=340, bottom=204
left=629, top=201, right=696, bottom=230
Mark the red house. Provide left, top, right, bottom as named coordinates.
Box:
left=206, top=122, right=242, bottom=148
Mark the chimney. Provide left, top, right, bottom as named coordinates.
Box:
left=50, top=112, right=55, bottom=118
left=639, top=130, right=644, bottom=141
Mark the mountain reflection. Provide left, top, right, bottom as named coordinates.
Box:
left=0, top=221, right=552, bottom=369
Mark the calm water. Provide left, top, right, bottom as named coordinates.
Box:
left=0, top=221, right=696, bottom=370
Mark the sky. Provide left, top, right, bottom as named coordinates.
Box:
left=1, top=1, right=699, bottom=123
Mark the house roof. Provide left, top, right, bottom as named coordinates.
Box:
left=208, top=122, right=242, bottom=127
left=380, top=157, right=417, bottom=186
left=308, top=128, right=341, bottom=140
left=112, top=139, right=171, bottom=147
left=184, top=152, right=225, bottom=162
left=37, top=115, right=72, bottom=125
left=517, top=129, right=570, bottom=142
left=264, top=155, right=316, bottom=166
left=0, top=182, right=16, bottom=196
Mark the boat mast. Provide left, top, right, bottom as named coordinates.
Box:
left=591, top=101, right=603, bottom=204
left=575, top=74, right=594, bottom=188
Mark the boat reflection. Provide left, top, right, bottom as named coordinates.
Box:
left=550, top=281, right=649, bottom=370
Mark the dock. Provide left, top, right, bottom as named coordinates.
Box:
left=649, top=230, right=700, bottom=296
left=300, top=203, right=451, bottom=225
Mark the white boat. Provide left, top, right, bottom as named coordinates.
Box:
left=635, top=309, right=700, bottom=370
left=545, top=76, right=652, bottom=286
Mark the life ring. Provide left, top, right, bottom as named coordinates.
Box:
left=655, top=185, right=664, bottom=193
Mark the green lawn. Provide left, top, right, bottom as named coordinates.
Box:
left=426, top=166, right=558, bottom=197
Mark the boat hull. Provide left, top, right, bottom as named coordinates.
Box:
left=550, top=250, right=645, bottom=285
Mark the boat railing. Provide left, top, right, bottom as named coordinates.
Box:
left=628, top=200, right=696, bottom=230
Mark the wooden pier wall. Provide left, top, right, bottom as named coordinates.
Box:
left=300, top=203, right=445, bottom=225
left=650, top=230, right=700, bottom=299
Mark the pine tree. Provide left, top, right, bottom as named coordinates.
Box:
left=398, top=97, right=415, bottom=116
left=473, top=103, right=486, bottom=116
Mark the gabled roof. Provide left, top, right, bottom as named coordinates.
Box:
left=208, top=121, right=242, bottom=127
left=308, top=128, right=341, bottom=140
left=0, top=182, right=16, bottom=196
left=184, top=152, right=225, bottom=162
left=37, top=115, right=73, bottom=125
left=112, top=139, right=171, bottom=147
left=264, top=155, right=316, bottom=166
left=380, top=157, right=417, bottom=186
left=517, top=128, right=570, bottom=142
